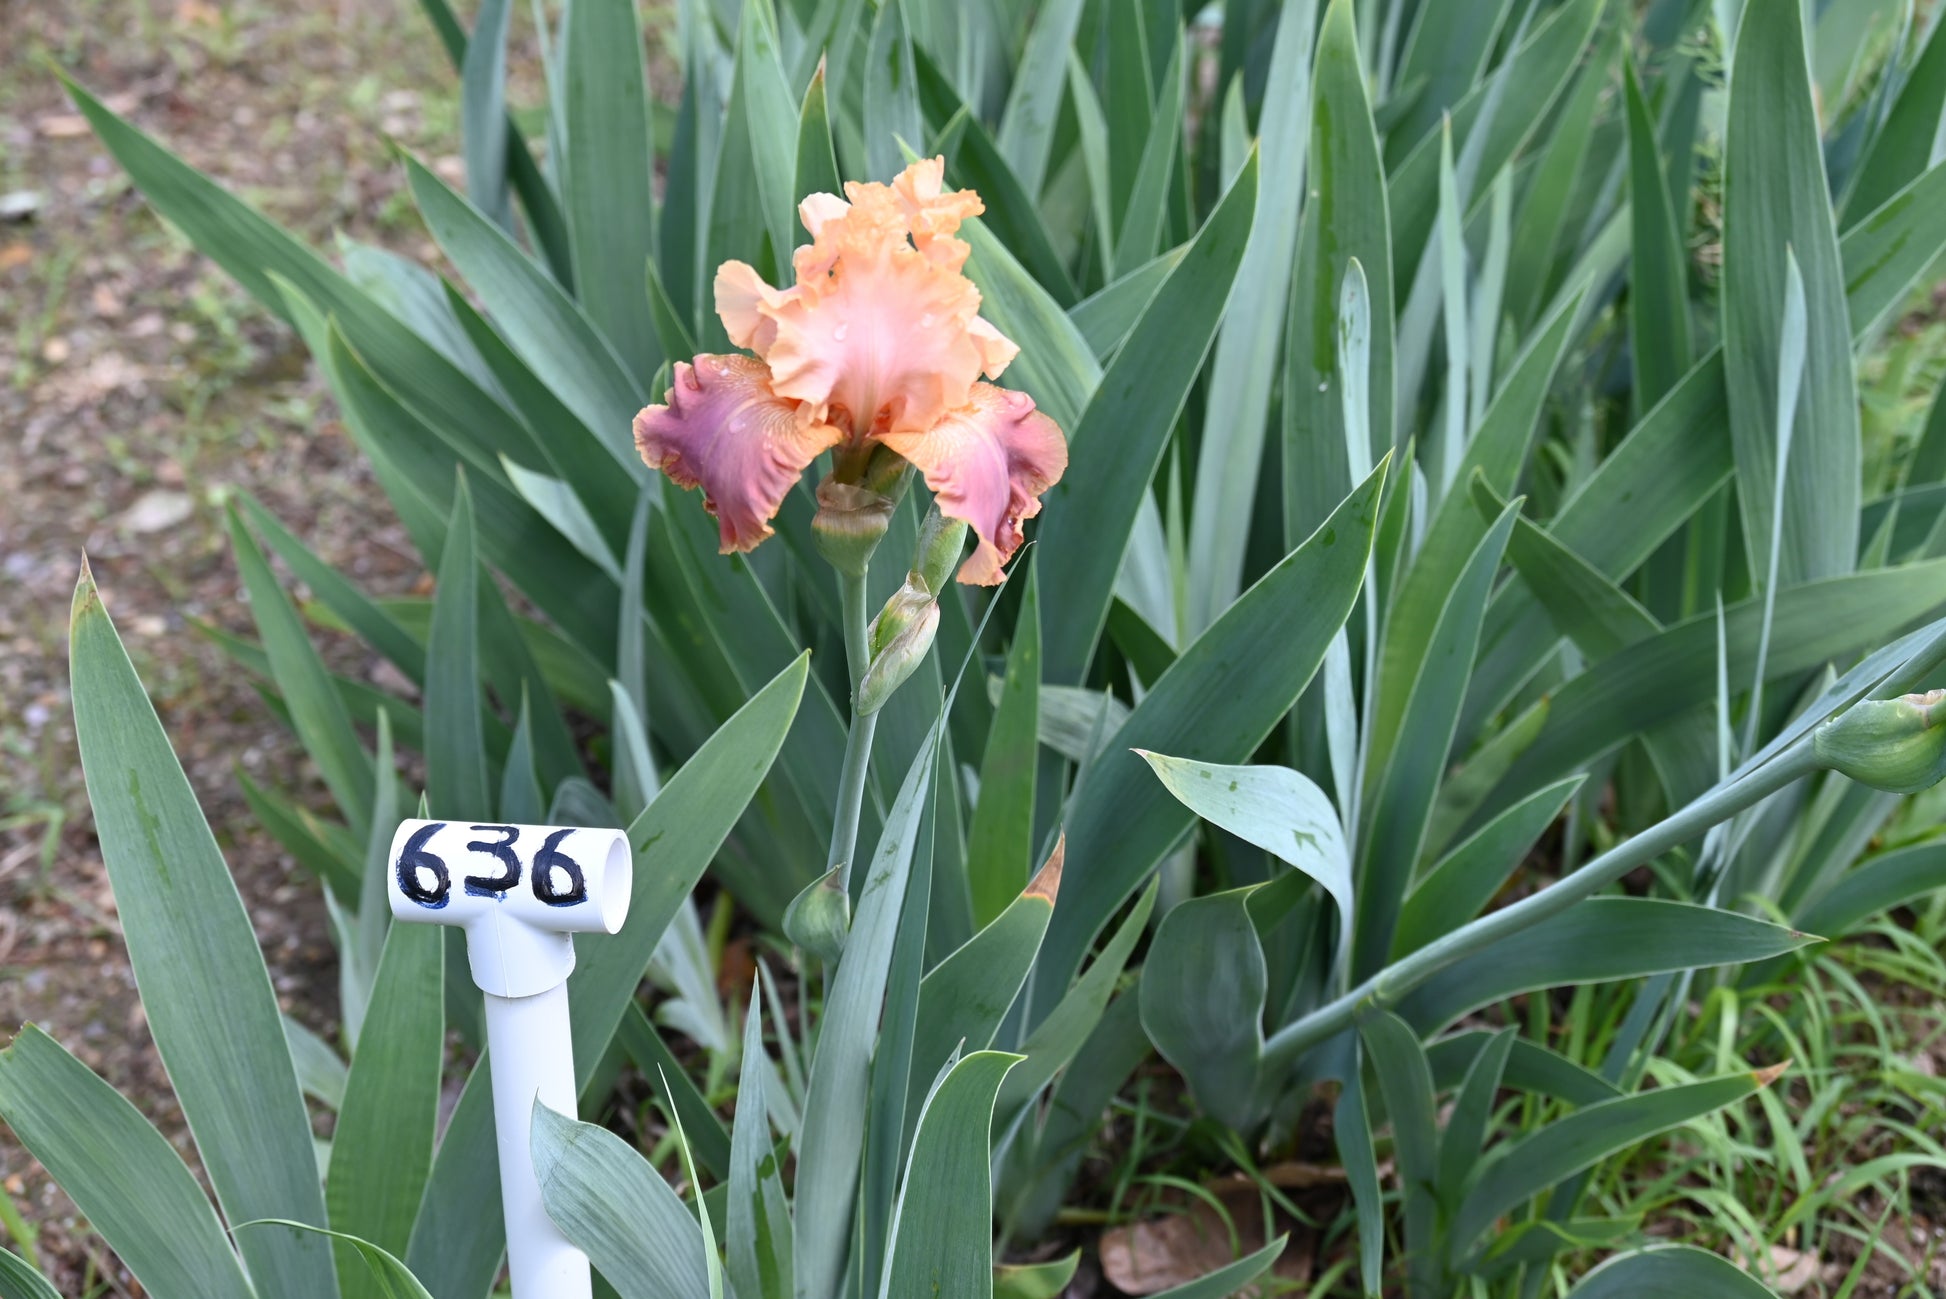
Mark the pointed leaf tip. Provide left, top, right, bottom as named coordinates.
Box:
left=71, top=556, right=101, bottom=622
left=1025, top=834, right=1065, bottom=904
left=1752, top=1061, right=1789, bottom=1088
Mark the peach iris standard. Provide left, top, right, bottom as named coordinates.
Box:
left=633, top=158, right=1068, bottom=585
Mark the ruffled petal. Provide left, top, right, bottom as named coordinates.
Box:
left=798, top=191, right=850, bottom=240
left=634, top=355, right=843, bottom=553
left=875, top=382, right=1067, bottom=585
left=719, top=158, right=1012, bottom=438
left=892, top=156, right=946, bottom=202
left=967, top=315, right=1019, bottom=379
left=791, top=194, right=851, bottom=284
left=715, top=261, right=797, bottom=355
left=892, top=157, right=983, bottom=271
left=762, top=253, right=991, bottom=435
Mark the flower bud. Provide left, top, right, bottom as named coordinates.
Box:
left=857, top=596, right=940, bottom=715
left=782, top=863, right=849, bottom=963
left=851, top=508, right=966, bottom=714
left=1812, top=689, right=1946, bottom=794
left=868, top=578, right=930, bottom=657
left=812, top=479, right=897, bottom=576
left=856, top=442, right=912, bottom=497
left=911, top=508, right=969, bottom=597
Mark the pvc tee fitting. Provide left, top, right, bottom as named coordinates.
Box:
left=386, top=818, right=634, bottom=1299
left=386, top=819, right=632, bottom=996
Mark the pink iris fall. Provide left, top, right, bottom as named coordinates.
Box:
left=633, top=158, right=1069, bottom=585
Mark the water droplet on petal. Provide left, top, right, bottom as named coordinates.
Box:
left=919, top=313, right=935, bottom=328
left=834, top=323, right=850, bottom=341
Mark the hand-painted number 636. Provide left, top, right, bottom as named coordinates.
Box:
left=395, top=822, right=588, bottom=910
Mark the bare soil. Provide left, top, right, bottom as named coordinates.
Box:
left=0, top=0, right=451, bottom=1288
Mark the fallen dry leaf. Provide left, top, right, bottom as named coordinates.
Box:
left=1100, top=1175, right=1315, bottom=1295
left=1767, top=1245, right=1821, bottom=1294
left=1258, top=1161, right=1347, bottom=1190
left=37, top=114, right=91, bottom=139
left=1736, top=1242, right=1821, bottom=1295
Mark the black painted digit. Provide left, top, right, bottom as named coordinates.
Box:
left=396, top=822, right=450, bottom=908
left=464, top=824, right=522, bottom=898
left=532, top=828, right=587, bottom=906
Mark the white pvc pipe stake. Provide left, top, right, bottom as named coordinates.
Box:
left=388, top=818, right=633, bottom=1299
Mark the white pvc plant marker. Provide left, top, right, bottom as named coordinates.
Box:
left=388, top=818, right=633, bottom=1299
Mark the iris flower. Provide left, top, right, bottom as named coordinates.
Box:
left=634, top=158, right=1067, bottom=584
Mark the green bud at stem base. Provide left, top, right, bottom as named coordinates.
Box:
left=812, top=479, right=897, bottom=577
left=1812, top=689, right=1946, bottom=794
left=782, top=863, right=850, bottom=964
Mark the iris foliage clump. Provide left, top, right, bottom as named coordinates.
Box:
left=10, top=0, right=1946, bottom=1294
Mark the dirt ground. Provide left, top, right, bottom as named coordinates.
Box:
left=0, top=0, right=458, bottom=1287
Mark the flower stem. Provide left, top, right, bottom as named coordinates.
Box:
left=1261, top=742, right=1824, bottom=1069
left=831, top=568, right=879, bottom=891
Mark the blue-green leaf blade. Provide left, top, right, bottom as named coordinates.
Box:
left=1453, top=1071, right=1784, bottom=1254
left=1397, top=898, right=1816, bottom=1033
left=239, top=1222, right=435, bottom=1299
left=966, top=568, right=1040, bottom=927
left=1039, top=153, right=1259, bottom=684
left=424, top=477, right=491, bottom=821
left=1035, top=462, right=1383, bottom=1014
left=1566, top=1245, right=1782, bottom=1297
left=66, top=568, right=335, bottom=1298
left=1140, top=887, right=1267, bottom=1130
left=1722, top=0, right=1860, bottom=585
left=570, top=654, right=809, bottom=1080
left=0, top=1250, right=61, bottom=1299
left=995, top=0, right=1086, bottom=197
left=1186, top=0, right=1314, bottom=626
left=726, top=978, right=793, bottom=1299
left=1147, top=1237, right=1289, bottom=1299
left=531, top=1104, right=711, bottom=1297
left=325, top=921, right=443, bottom=1296
left=405, top=155, right=645, bottom=462
left=0, top=1028, right=256, bottom=1299
left=877, top=1051, right=1021, bottom=1299
left=227, top=506, right=374, bottom=837
left=794, top=736, right=939, bottom=1299
left=1623, top=51, right=1692, bottom=414
left=1286, top=0, right=1394, bottom=546
left=560, top=0, right=661, bottom=385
